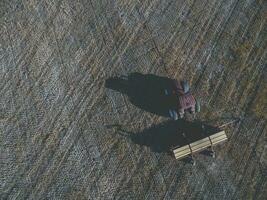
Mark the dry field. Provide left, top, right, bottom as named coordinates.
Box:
left=1, top=0, right=266, bottom=199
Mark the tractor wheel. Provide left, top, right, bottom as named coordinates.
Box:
left=169, top=109, right=178, bottom=120
left=173, top=110, right=178, bottom=120
left=182, top=81, right=190, bottom=93
left=195, top=100, right=200, bottom=112
left=164, top=89, right=169, bottom=95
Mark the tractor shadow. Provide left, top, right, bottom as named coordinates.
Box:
left=105, top=73, right=177, bottom=117
left=110, top=119, right=220, bottom=154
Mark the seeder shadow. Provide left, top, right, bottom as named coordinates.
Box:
left=109, top=119, right=220, bottom=155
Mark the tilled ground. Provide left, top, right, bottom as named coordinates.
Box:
left=1, top=0, right=266, bottom=199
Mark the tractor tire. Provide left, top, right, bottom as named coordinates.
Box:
left=173, top=110, right=178, bottom=120
left=169, top=109, right=178, bottom=120
left=182, top=81, right=190, bottom=93
left=164, top=89, right=169, bottom=95
left=195, top=100, right=200, bottom=112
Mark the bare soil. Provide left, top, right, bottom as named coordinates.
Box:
left=1, top=0, right=266, bottom=199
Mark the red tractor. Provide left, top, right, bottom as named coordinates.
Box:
left=165, top=80, right=200, bottom=120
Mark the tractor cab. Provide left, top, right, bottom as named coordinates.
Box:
left=165, top=80, right=200, bottom=120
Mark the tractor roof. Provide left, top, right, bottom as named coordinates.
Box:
left=178, top=92, right=196, bottom=109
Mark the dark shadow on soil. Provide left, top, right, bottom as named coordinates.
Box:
left=108, top=119, right=220, bottom=154
left=105, top=73, right=177, bottom=117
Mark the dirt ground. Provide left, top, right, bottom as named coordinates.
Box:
left=1, top=0, right=266, bottom=199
